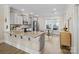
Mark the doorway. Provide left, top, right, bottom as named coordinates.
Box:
left=45, top=19, right=60, bottom=36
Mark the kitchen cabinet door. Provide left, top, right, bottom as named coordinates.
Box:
left=31, top=36, right=40, bottom=51
left=10, top=13, right=18, bottom=24
left=18, top=15, right=23, bottom=24
left=10, top=13, right=23, bottom=24
left=4, top=33, right=10, bottom=43
left=19, top=36, right=31, bottom=49
left=10, top=13, right=15, bottom=24
left=11, top=35, right=18, bottom=47
left=9, top=34, right=14, bottom=44
left=14, top=13, right=19, bottom=24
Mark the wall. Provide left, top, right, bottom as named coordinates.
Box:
left=72, top=5, right=78, bottom=54
left=4, top=5, right=10, bottom=32
left=77, top=5, right=79, bottom=53
left=40, top=16, right=64, bottom=30
left=64, top=5, right=78, bottom=53
left=38, top=16, right=64, bottom=34
left=0, top=5, right=5, bottom=43
left=0, top=5, right=10, bottom=43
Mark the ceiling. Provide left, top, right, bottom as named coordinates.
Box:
left=10, top=4, right=68, bottom=17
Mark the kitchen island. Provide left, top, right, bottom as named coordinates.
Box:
left=4, top=31, right=45, bottom=54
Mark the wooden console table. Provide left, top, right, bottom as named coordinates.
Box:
left=60, top=31, right=72, bottom=50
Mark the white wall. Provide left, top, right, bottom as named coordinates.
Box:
left=0, top=5, right=10, bottom=43
left=64, top=5, right=78, bottom=53
left=0, top=5, right=5, bottom=43
left=77, top=5, right=79, bottom=54
left=38, top=16, right=64, bottom=33
left=4, top=5, right=10, bottom=32
left=45, top=17, right=64, bottom=30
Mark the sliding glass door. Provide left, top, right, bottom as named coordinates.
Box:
left=45, top=19, right=60, bottom=35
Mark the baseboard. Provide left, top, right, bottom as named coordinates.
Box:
left=71, top=46, right=78, bottom=54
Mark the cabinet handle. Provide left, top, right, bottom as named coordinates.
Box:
left=15, top=35, right=17, bottom=37
left=10, top=34, right=12, bottom=36
left=28, top=37, right=30, bottom=41
left=20, top=36, right=23, bottom=39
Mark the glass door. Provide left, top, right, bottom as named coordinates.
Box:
left=45, top=19, right=60, bottom=35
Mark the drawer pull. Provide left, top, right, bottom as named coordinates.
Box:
left=21, top=36, right=23, bottom=39
left=15, top=35, right=17, bottom=37
left=28, top=37, right=30, bottom=41
left=10, top=34, right=12, bottom=36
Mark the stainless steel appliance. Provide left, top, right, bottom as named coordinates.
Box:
left=33, top=20, right=39, bottom=31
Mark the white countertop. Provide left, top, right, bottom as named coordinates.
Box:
left=6, top=31, right=45, bottom=38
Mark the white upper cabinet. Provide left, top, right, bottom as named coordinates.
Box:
left=10, top=7, right=24, bottom=24
left=10, top=12, right=23, bottom=24
left=10, top=12, right=15, bottom=24
left=10, top=7, right=33, bottom=28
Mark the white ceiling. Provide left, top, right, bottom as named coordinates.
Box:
left=10, top=4, right=68, bottom=17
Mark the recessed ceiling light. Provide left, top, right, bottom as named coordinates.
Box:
left=30, top=12, right=34, bottom=15
left=53, top=8, right=56, bottom=11
left=21, top=9, right=25, bottom=11
left=54, top=12, right=57, bottom=14
left=35, top=14, right=39, bottom=17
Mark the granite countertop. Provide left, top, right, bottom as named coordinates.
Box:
left=6, top=31, right=45, bottom=38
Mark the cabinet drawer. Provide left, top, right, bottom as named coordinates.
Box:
left=60, top=32, right=71, bottom=47
left=19, top=36, right=32, bottom=48
left=61, top=40, right=70, bottom=46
